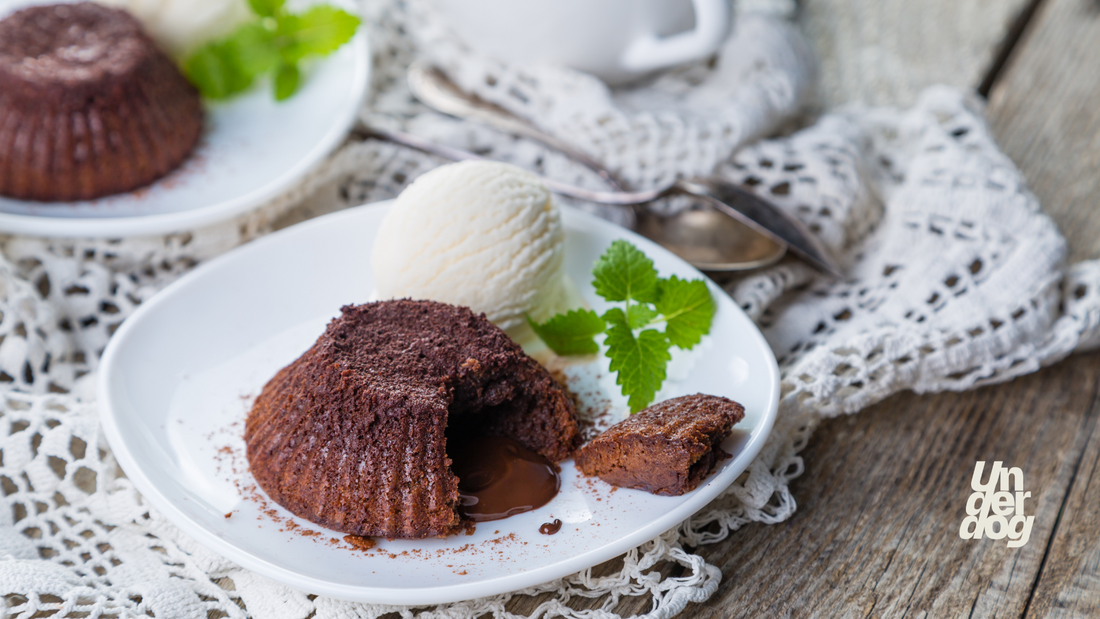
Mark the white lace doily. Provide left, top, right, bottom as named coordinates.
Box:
left=5, top=2, right=1100, bottom=618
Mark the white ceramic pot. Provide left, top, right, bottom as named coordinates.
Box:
left=432, top=0, right=733, bottom=86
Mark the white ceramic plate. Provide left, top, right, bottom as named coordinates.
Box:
left=0, top=0, right=369, bottom=238
left=99, top=203, right=780, bottom=605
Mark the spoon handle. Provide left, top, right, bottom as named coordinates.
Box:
left=353, top=125, right=665, bottom=205
left=356, top=125, right=840, bottom=278
left=352, top=125, right=481, bottom=164
left=408, top=62, right=625, bottom=190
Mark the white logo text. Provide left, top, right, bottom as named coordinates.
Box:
left=959, top=461, right=1034, bottom=548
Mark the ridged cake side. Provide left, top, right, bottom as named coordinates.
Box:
left=245, top=300, right=581, bottom=539
left=246, top=345, right=464, bottom=538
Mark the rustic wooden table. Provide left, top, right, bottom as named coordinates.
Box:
left=507, top=0, right=1100, bottom=616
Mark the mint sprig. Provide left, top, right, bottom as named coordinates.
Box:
left=527, top=309, right=605, bottom=356
left=592, top=240, right=660, bottom=304
left=530, top=240, right=716, bottom=412
left=657, top=276, right=715, bottom=349
left=603, top=309, right=672, bottom=412
left=183, top=0, right=360, bottom=101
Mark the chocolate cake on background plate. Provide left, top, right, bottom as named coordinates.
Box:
left=245, top=300, right=581, bottom=539
left=0, top=3, right=203, bottom=202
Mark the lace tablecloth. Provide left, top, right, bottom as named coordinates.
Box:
left=5, top=1, right=1100, bottom=618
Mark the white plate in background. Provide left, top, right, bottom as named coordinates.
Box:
left=0, top=0, right=369, bottom=238
left=98, top=202, right=780, bottom=605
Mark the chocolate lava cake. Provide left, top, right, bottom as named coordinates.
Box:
left=576, top=394, right=744, bottom=496
left=0, top=3, right=203, bottom=202
left=245, top=300, right=581, bottom=539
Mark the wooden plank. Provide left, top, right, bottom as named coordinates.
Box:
left=682, top=357, right=1100, bottom=618
left=683, top=1, right=1100, bottom=615
left=1025, top=414, right=1100, bottom=618
left=800, top=0, right=1032, bottom=107
left=984, top=0, right=1100, bottom=616
left=986, top=0, right=1100, bottom=263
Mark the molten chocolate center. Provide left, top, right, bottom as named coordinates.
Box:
left=449, top=435, right=560, bottom=522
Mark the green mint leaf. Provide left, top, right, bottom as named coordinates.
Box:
left=600, top=307, right=627, bottom=329
left=183, top=43, right=250, bottom=99
left=605, top=322, right=671, bottom=413
left=277, top=6, right=361, bottom=64
left=248, top=0, right=285, bottom=17
left=183, top=3, right=360, bottom=101
left=184, top=23, right=275, bottom=99
left=602, top=297, right=658, bottom=330
left=656, top=276, right=716, bottom=349
left=535, top=242, right=715, bottom=414
left=626, top=304, right=658, bottom=329
left=274, top=62, right=300, bottom=100
left=528, top=310, right=605, bottom=356
left=223, top=22, right=279, bottom=76
left=592, top=240, right=659, bottom=304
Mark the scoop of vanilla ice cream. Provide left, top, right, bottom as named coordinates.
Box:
left=99, top=0, right=252, bottom=57
left=372, top=161, right=573, bottom=337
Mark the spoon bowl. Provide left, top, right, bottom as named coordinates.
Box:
left=635, top=207, right=785, bottom=271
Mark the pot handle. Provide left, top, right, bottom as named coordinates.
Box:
left=621, top=0, right=732, bottom=73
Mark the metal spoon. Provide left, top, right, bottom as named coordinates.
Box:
left=406, top=62, right=841, bottom=277
left=355, top=126, right=825, bottom=276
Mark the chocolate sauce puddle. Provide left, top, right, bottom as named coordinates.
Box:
left=539, top=519, right=562, bottom=535
left=449, top=435, right=560, bottom=522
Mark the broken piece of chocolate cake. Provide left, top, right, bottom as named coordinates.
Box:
left=575, top=394, right=744, bottom=496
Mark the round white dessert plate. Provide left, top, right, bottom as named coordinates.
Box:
left=0, top=0, right=369, bottom=238
left=99, top=202, right=780, bottom=605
